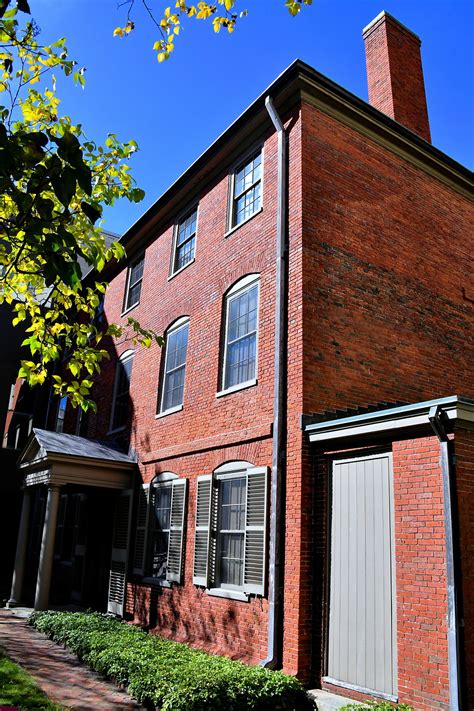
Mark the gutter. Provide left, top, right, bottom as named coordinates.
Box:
left=428, top=404, right=461, bottom=711
left=260, top=96, right=289, bottom=669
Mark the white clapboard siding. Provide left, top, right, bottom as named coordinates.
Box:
left=167, top=479, right=188, bottom=583
left=107, top=489, right=133, bottom=616
left=133, top=484, right=150, bottom=576
left=244, top=467, right=268, bottom=595
left=193, top=475, right=212, bottom=585
left=328, top=454, right=397, bottom=697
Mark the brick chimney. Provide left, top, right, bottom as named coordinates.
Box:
left=362, top=11, right=431, bottom=143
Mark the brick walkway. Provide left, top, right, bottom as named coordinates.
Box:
left=0, top=609, right=143, bottom=709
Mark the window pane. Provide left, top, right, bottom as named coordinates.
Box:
left=155, top=485, right=172, bottom=530
left=220, top=478, right=246, bottom=530
left=220, top=532, right=244, bottom=586
left=112, top=356, right=133, bottom=430
left=233, top=153, right=262, bottom=227
left=126, top=257, right=144, bottom=309
left=174, top=209, right=197, bottom=272
left=161, top=323, right=189, bottom=411
left=224, top=283, right=258, bottom=389
left=151, top=531, right=169, bottom=579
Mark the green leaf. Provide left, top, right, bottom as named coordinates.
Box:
left=51, top=165, right=76, bottom=207
left=16, top=0, right=31, bottom=13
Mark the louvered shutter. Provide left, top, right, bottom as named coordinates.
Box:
left=207, top=479, right=219, bottom=587
left=107, top=489, right=133, bottom=616
left=243, top=467, right=268, bottom=595
left=166, top=479, right=188, bottom=583
left=193, top=475, right=212, bottom=585
left=133, top=483, right=151, bottom=576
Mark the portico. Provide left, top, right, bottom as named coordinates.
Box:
left=8, top=428, right=135, bottom=611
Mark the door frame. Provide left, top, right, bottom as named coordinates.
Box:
left=322, top=450, right=398, bottom=701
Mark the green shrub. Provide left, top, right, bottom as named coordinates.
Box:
left=29, top=611, right=312, bottom=711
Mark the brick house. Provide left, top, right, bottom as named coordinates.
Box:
left=7, top=11, right=473, bottom=710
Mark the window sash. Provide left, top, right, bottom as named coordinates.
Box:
left=232, top=152, right=262, bottom=227
left=111, top=354, right=133, bottom=431
left=125, top=257, right=144, bottom=310
left=160, top=322, right=189, bottom=412
left=223, top=282, right=259, bottom=390
left=172, top=208, right=197, bottom=273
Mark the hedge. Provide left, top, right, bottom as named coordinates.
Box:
left=340, top=704, right=413, bottom=710
left=29, top=611, right=312, bottom=711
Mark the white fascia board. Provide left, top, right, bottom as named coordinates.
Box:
left=305, top=396, right=474, bottom=443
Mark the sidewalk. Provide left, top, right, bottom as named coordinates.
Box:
left=0, top=608, right=143, bottom=710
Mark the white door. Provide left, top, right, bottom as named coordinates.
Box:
left=327, top=453, right=397, bottom=698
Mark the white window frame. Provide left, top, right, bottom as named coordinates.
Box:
left=226, top=147, right=264, bottom=235
left=215, top=471, right=247, bottom=592
left=193, top=461, right=269, bottom=601
left=122, top=254, right=145, bottom=314
left=108, top=349, right=134, bottom=434
left=169, top=204, right=199, bottom=279
left=219, top=274, right=259, bottom=396
left=158, top=317, right=190, bottom=416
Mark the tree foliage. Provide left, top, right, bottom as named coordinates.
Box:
left=0, top=0, right=161, bottom=411
left=115, top=0, right=313, bottom=62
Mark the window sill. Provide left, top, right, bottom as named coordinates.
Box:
left=155, top=404, right=183, bottom=419
left=206, top=588, right=249, bottom=602
left=141, top=577, right=172, bottom=589
left=224, top=206, right=263, bottom=239
left=168, top=258, right=195, bottom=282
left=216, top=379, right=257, bottom=398
left=121, top=302, right=140, bottom=318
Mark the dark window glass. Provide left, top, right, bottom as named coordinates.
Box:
left=125, top=256, right=144, bottom=311
left=161, top=322, right=189, bottom=412
left=151, top=484, right=172, bottom=580
left=224, top=283, right=258, bottom=389
left=111, top=354, right=133, bottom=430
left=174, top=209, right=197, bottom=272
left=232, top=152, right=262, bottom=227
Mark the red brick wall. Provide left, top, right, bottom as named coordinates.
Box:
left=88, top=108, right=303, bottom=664
left=363, top=12, right=431, bottom=142
left=454, top=426, right=474, bottom=708
left=300, top=101, right=473, bottom=417
left=392, top=436, right=449, bottom=710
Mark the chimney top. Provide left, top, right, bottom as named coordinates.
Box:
left=362, top=11, right=431, bottom=143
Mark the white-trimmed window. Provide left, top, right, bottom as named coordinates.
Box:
left=133, top=473, right=188, bottom=584
left=124, top=255, right=144, bottom=312
left=110, top=350, right=134, bottom=432
left=159, top=318, right=189, bottom=413
left=193, top=461, right=268, bottom=598
left=55, top=395, right=67, bottom=433
left=222, top=275, right=259, bottom=392
left=172, top=207, right=197, bottom=274
left=230, top=151, right=262, bottom=228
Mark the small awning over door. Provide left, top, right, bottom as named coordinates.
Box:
left=18, top=428, right=135, bottom=490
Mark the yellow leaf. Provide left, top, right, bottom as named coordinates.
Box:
left=113, top=27, right=125, bottom=37
left=153, top=40, right=162, bottom=50
left=224, top=0, right=234, bottom=9
left=157, top=52, right=167, bottom=62
left=165, top=6, right=171, bottom=16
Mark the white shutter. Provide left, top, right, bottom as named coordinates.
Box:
left=208, top=479, right=219, bottom=588
left=243, top=466, right=268, bottom=595
left=107, top=489, right=133, bottom=616
left=193, top=475, right=212, bottom=586
left=133, top=483, right=151, bottom=576
left=166, top=479, right=188, bottom=583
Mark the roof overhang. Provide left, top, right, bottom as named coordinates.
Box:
left=304, top=395, right=474, bottom=444
left=95, top=60, right=472, bottom=282
left=18, top=429, right=135, bottom=490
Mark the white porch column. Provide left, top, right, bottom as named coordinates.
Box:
left=7, top=488, right=33, bottom=607
left=34, top=483, right=61, bottom=611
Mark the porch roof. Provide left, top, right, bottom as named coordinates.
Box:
left=18, top=429, right=135, bottom=490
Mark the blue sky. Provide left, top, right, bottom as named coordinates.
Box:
left=31, top=0, right=473, bottom=235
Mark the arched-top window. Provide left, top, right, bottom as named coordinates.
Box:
left=221, top=274, right=259, bottom=393
left=193, top=459, right=269, bottom=599
left=109, top=349, right=134, bottom=432
left=158, top=317, right=190, bottom=415
left=133, top=472, right=188, bottom=585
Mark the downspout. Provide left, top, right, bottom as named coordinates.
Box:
left=428, top=404, right=461, bottom=711
left=260, top=96, right=288, bottom=668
